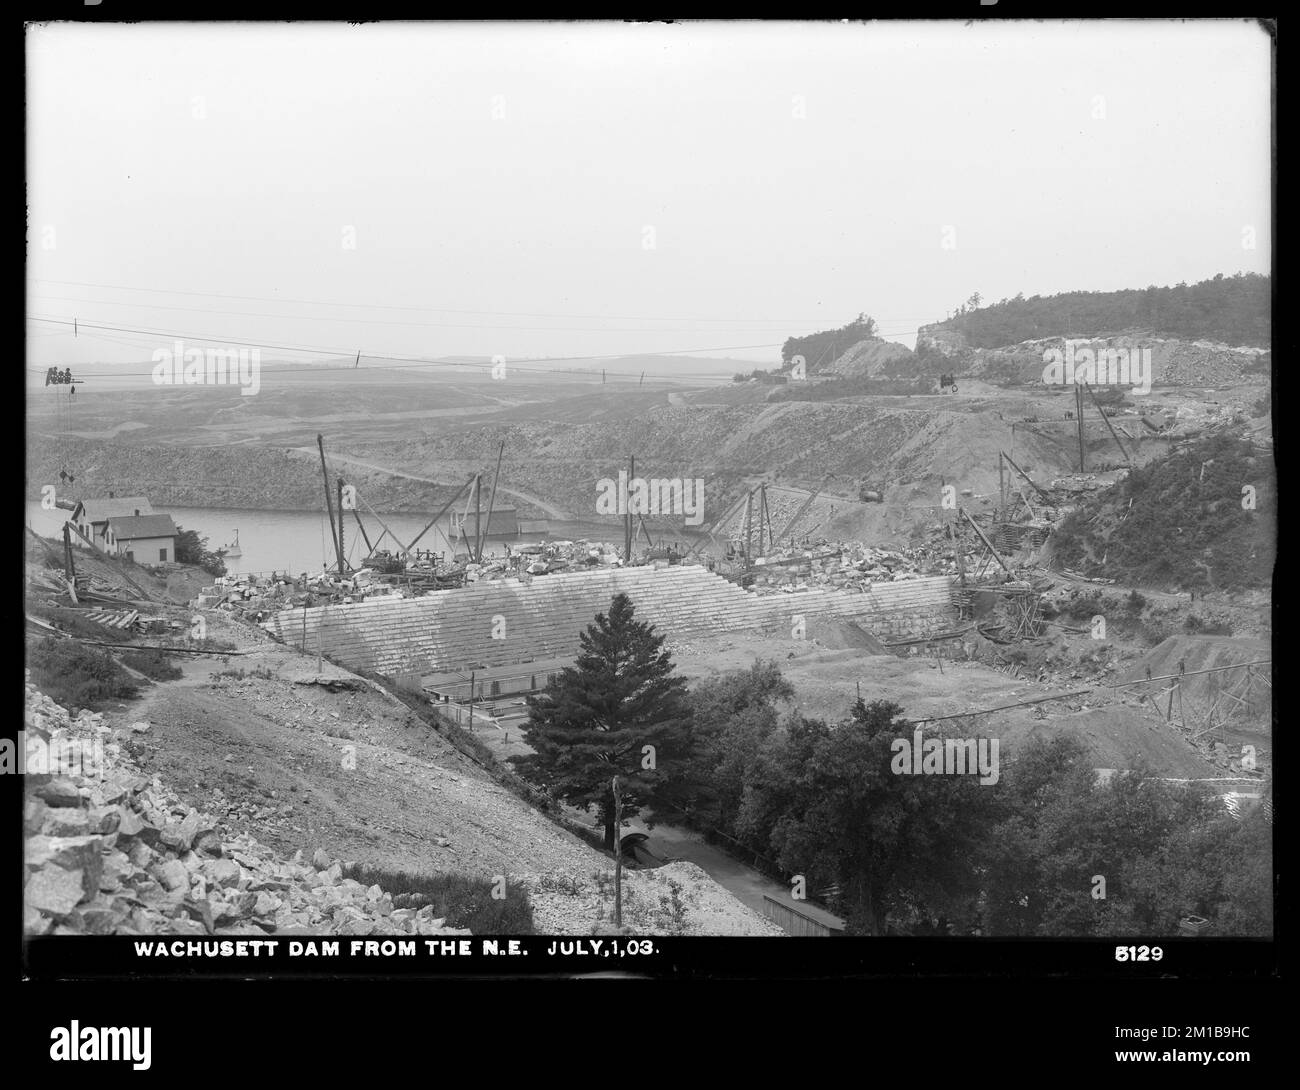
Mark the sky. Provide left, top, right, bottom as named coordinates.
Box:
left=27, top=20, right=1273, bottom=372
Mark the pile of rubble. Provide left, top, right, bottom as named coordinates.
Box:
left=22, top=675, right=470, bottom=938
left=201, top=541, right=646, bottom=617
left=749, top=540, right=952, bottom=590
left=467, top=539, right=641, bottom=579
left=194, top=567, right=416, bottom=619
left=1156, top=339, right=1269, bottom=387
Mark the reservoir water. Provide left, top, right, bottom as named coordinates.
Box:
left=26, top=501, right=704, bottom=577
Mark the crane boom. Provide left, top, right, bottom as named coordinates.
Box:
left=774, top=476, right=831, bottom=544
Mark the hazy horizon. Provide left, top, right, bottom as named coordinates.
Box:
left=28, top=20, right=1272, bottom=377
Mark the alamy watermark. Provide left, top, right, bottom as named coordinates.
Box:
left=1, top=732, right=105, bottom=777
left=1042, top=341, right=1151, bottom=395
left=49, top=1022, right=151, bottom=1071
left=890, top=728, right=1000, bottom=785
left=152, top=340, right=261, bottom=396
left=595, top=472, right=705, bottom=526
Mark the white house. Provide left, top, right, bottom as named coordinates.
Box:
left=70, top=496, right=155, bottom=551
left=103, top=514, right=179, bottom=564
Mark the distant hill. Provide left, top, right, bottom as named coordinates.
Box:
left=919, top=272, right=1270, bottom=352
left=780, top=314, right=883, bottom=375
left=569, top=354, right=768, bottom=381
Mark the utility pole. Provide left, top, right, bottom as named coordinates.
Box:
left=336, top=477, right=347, bottom=575
left=624, top=454, right=635, bottom=562
left=62, top=523, right=78, bottom=603
left=62, top=523, right=75, bottom=581
left=998, top=453, right=1006, bottom=523
left=480, top=440, right=505, bottom=563
left=1075, top=383, right=1086, bottom=472
left=473, top=475, right=481, bottom=563
left=317, top=434, right=339, bottom=572
left=612, top=775, right=623, bottom=928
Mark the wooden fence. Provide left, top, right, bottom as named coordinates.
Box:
left=762, top=895, right=845, bottom=938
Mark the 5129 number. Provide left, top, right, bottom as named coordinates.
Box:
left=1115, top=946, right=1163, bottom=962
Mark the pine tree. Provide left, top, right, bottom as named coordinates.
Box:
left=511, top=593, right=692, bottom=850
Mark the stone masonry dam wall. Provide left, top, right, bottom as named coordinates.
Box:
left=262, top=566, right=958, bottom=677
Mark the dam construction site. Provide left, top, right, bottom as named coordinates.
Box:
left=24, top=287, right=1274, bottom=940
left=20, top=24, right=1285, bottom=1067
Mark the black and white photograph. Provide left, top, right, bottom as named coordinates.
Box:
left=20, top=13, right=1275, bottom=1045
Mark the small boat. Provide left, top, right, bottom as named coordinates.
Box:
left=222, top=529, right=243, bottom=558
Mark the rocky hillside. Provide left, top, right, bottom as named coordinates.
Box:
left=354, top=400, right=1071, bottom=523
left=824, top=338, right=918, bottom=379
left=915, top=330, right=1269, bottom=388
left=23, top=677, right=473, bottom=937
left=1050, top=433, right=1275, bottom=591
left=23, top=640, right=784, bottom=937
left=26, top=437, right=467, bottom=515
left=30, top=393, right=1082, bottom=532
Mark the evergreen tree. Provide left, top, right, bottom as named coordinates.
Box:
left=174, top=526, right=227, bottom=577
left=511, top=593, right=692, bottom=850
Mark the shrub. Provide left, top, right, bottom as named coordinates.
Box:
left=176, top=526, right=228, bottom=577
left=192, top=637, right=238, bottom=653
left=1185, top=614, right=1233, bottom=636
left=1051, top=434, right=1274, bottom=590
left=655, top=877, right=690, bottom=934
left=339, top=864, right=536, bottom=934
left=27, top=638, right=140, bottom=710
left=1140, top=618, right=1175, bottom=646
left=52, top=611, right=123, bottom=642
left=117, top=649, right=183, bottom=681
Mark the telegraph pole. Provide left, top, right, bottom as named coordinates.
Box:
left=473, top=475, right=481, bottom=563
left=1075, top=383, right=1086, bottom=472
left=624, top=455, right=635, bottom=562
left=317, top=434, right=339, bottom=571
left=336, top=477, right=347, bottom=575
left=612, top=775, right=624, bottom=928
left=62, top=523, right=75, bottom=582
left=998, top=453, right=1006, bottom=523
left=480, top=441, right=505, bottom=562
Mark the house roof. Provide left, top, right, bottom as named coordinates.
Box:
left=75, top=497, right=154, bottom=523
left=105, top=514, right=178, bottom=541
